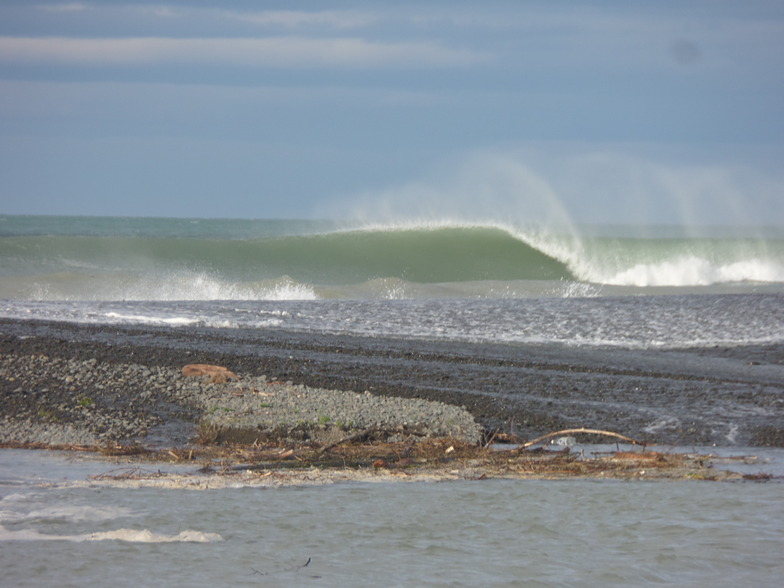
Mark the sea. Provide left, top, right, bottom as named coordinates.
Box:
left=0, top=215, right=783, bottom=347
left=1, top=214, right=784, bottom=586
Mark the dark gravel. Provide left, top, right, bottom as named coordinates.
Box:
left=0, top=322, right=482, bottom=447
left=1, top=318, right=783, bottom=447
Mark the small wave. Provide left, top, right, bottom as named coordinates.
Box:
left=87, top=529, right=223, bottom=543
left=0, top=505, right=133, bottom=524
left=0, top=525, right=222, bottom=543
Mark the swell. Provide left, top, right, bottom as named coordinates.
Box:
left=1, top=220, right=782, bottom=301
left=0, top=226, right=574, bottom=285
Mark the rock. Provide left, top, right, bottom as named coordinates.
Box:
left=181, top=364, right=239, bottom=384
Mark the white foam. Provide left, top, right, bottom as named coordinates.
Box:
left=87, top=528, right=223, bottom=543
left=0, top=505, right=133, bottom=524
left=601, top=256, right=784, bottom=287
left=725, top=425, right=740, bottom=444
left=556, top=281, right=602, bottom=298
left=0, top=525, right=222, bottom=543
left=643, top=417, right=682, bottom=434
left=104, top=312, right=201, bottom=326
left=263, top=280, right=318, bottom=301
left=10, top=270, right=319, bottom=303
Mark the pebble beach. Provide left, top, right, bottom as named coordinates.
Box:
left=0, top=339, right=482, bottom=450
left=2, top=316, right=784, bottom=451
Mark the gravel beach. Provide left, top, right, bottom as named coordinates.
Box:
left=1, top=318, right=783, bottom=449
left=0, top=339, right=481, bottom=448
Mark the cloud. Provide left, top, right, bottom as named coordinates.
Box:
left=37, top=3, right=88, bottom=12
left=0, top=79, right=441, bottom=121
left=670, top=39, right=702, bottom=66
left=0, top=36, right=486, bottom=68
left=227, top=10, right=377, bottom=29
left=132, top=6, right=377, bottom=29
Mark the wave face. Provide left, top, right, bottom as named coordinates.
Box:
left=0, top=215, right=782, bottom=301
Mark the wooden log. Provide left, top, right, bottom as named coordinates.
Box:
left=520, top=427, right=643, bottom=449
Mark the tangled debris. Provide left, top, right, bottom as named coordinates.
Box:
left=3, top=429, right=773, bottom=484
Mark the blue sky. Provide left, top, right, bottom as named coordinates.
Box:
left=1, top=1, right=783, bottom=226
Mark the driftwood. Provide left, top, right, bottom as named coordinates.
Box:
left=88, top=466, right=165, bottom=480
left=317, top=428, right=377, bottom=454
left=519, top=428, right=643, bottom=449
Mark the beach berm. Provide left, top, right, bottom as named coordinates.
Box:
left=0, top=351, right=482, bottom=448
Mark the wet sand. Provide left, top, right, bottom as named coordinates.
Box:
left=1, top=317, right=783, bottom=448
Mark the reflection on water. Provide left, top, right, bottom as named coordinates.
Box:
left=1, top=450, right=783, bottom=587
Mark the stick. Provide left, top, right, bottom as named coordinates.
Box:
left=317, top=428, right=376, bottom=454
left=482, top=429, right=498, bottom=450
left=519, top=428, right=642, bottom=449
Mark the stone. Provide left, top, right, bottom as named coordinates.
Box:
left=181, top=364, right=240, bottom=384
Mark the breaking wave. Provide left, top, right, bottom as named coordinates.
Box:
left=0, top=216, right=781, bottom=300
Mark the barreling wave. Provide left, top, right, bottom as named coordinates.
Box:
left=0, top=216, right=782, bottom=301
left=0, top=225, right=573, bottom=301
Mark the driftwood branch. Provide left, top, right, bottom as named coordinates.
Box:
left=520, top=428, right=642, bottom=449
left=317, top=428, right=376, bottom=454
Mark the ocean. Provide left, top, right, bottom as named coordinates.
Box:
left=1, top=215, right=782, bottom=347
left=1, top=215, right=783, bottom=586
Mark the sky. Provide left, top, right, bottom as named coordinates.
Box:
left=1, top=0, right=783, bottom=226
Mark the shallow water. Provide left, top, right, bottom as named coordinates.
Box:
left=1, top=450, right=783, bottom=587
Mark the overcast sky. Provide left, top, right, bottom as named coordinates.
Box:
left=1, top=1, right=783, bottom=226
